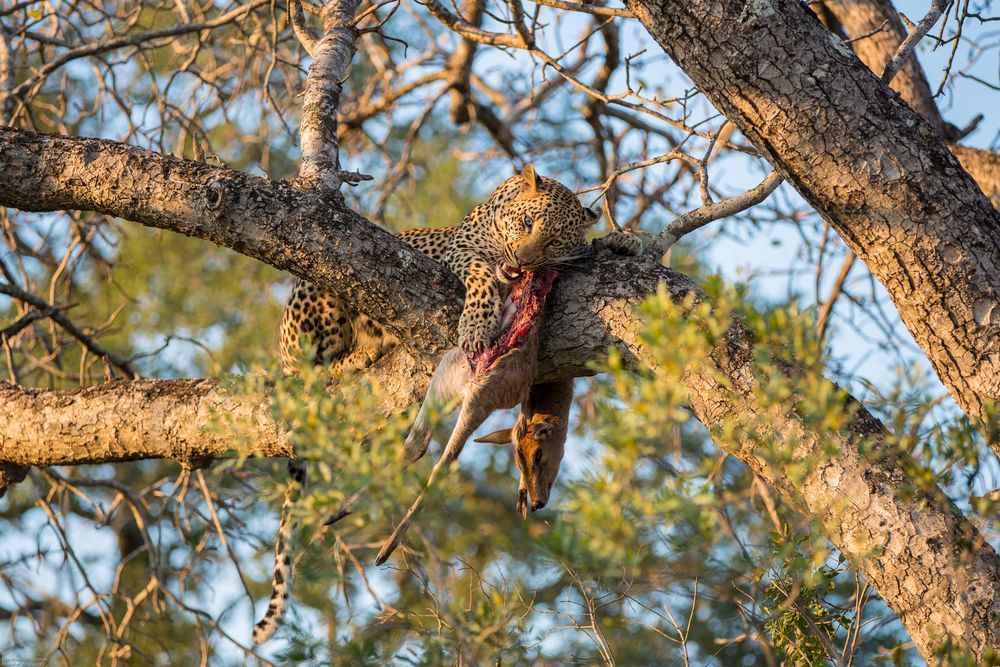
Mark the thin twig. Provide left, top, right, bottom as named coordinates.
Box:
left=648, top=171, right=783, bottom=255
left=816, top=252, right=857, bottom=344
left=881, top=0, right=950, bottom=84
left=0, top=280, right=138, bottom=378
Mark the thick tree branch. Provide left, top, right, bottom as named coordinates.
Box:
left=819, top=0, right=947, bottom=135
left=818, top=0, right=999, bottom=208
left=630, top=0, right=1000, bottom=450
left=0, top=379, right=290, bottom=466
left=298, top=0, right=369, bottom=189
left=1, top=251, right=997, bottom=660
left=0, top=127, right=462, bottom=364
left=952, top=144, right=1000, bottom=209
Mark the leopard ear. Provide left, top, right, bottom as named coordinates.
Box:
left=584, top=205, right=602, bottom=226
left=520, top=163, right=539, bottom=195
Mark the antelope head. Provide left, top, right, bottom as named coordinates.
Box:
left=476, top=412, right=567, bottom=519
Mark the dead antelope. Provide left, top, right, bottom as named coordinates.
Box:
left=374, top=267, right=560, bottom=565
left=475, top=378, right=573, bottom=519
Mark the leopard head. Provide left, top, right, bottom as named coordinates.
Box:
left=495, top=164, right=601, bottom=283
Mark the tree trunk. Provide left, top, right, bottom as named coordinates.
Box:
left=629, top=0, right=1000, bottom=449
left=816, top=0, right=1000, bottom=209
left=819, top=0, right=946, bottom=133
left=1, top=189, right=997, bottom=658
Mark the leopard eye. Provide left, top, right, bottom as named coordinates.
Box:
left=523, top=215, right=533, bottom=231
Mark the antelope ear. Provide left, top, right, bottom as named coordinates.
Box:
left=529, top=420, right=556, bottom=440
left=520, top=163, right=539, bottom=195
left=474, top=428, right=513, bottom=445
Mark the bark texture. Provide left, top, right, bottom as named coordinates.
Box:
left=679, top=324, right=1000, bottom=662
left=0, top=379, right=290, bottom=466
left=2, top=225, right=999, bottom=658
left=297, top=0, right=362, bottom=189
left=817, top=0, right=999, bottom=209
left=630, top=0, right=1000, bottom=448
left=820, top=0, right=946, bottom=133
left=0, top=127, right=462, bottom=361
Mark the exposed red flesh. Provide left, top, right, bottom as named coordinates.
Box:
left=472, top=268, right=559, bottom=375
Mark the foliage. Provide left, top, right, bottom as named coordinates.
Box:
left=1, top=0, right=997, bottom=664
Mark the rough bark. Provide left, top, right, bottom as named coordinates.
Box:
left=819, top=0, right=946, bottom=133
left=817, top=0, right=1000, bottom=210
left=0, top=346, right=431, bottom=472
left=297, top=0, right=363, bottom=189
left=0, top=127, right=462, bottom=362
left=952, top=145, right=1000, bottom=210
left=676, top=321, right=1000, bottom=663
left=630, top=0, right=1000, bottom=449
left=2, top=248, right=998, bottom=659
left=0, top=379, right=291, bottom=466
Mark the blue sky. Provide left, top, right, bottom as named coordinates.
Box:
left=1, top=1, right=998, bottom=661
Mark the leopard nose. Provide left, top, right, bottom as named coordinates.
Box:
left=514, top=246, right=539, bottom=266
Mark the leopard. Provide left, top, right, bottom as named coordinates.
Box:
left=253, top=164, right=640, bottom=644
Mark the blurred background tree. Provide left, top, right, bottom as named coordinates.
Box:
left=0, top=0, right=997, bottom=664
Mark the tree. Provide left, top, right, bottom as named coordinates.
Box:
left=0, top=0, right=997, bottom=663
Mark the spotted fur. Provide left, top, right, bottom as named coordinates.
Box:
left=255, top=165, right=603, bottom=643
left=252, top=461, right=303, bottom=644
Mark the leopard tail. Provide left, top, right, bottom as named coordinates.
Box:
left=253, top=460, right=305, bottom=644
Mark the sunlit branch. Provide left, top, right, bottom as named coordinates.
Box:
left=648, top=171, right=784, bottom=255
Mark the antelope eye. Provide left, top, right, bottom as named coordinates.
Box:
left=533, top=450, right=543, bottom=466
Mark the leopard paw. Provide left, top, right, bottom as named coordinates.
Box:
left=593, top=230, right=642, bottom=256
left=458, top=313, right=494, bottom=358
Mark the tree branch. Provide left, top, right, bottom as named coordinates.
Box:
left=819, top=0, right=948, bottom=134
left=0, top=280, right=138, bottom=378
left=0, top=379, right=290, bottom=466
left=1, top=123, right=997, bottom=657
left=421, top=0, right=528, bottom=48
left=879, top=0, right=948, bottom=86
left=0, top=127, right=462, bottom=363
left=9, top=0, right=270, bottom=100
left=297, top=0, right=371, bottom=189
left=818, top=0, right=1000, bottom=209
left=1, top=250, right=997, bottom=659
left=648, top=170, right=783, bottom=255
left=630, top=0, right=1000, bottom=449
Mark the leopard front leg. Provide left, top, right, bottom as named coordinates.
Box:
left=445, top=250, right=503, bottom=357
